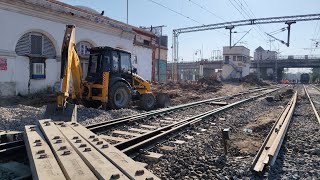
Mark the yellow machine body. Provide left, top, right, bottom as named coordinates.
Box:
left=45, top=25, right=170, bottom=121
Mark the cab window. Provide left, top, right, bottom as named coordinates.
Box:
left=88, top=54, right=99, bottom=73
left=103, top=54, right=111, bottom=71
left=112, top=51, right=119, bottom=73
left=120, top=52, right=131, bottom=73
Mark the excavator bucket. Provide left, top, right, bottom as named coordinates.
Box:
left=44, top=103, right=77, bottom=122
left=156, top=93, right=171, bottom=108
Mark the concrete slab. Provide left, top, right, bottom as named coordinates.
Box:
left=135, top=161, right=148, bottom=168
left=68, top=122, right=159, bottom=180
left=159, top=120, right=174, bottom=124
left=128, top=128, right=150, bottom=133
left=159, top=145, right=176, bottom=152
left=112, top=130, right=141, bottom=137
left=140, top=125, right=158, bottom=130
left=142, top=152, right=163, bottom=161
left=56, top=123, right=128, bottom=180
left=38, top=120, right=96, bottom=180
left=99, top=135, right=127, bottom=143
left=0, top=130, right=22, bottom=142
left=24, top=125, right=66, bottom=180
left=172, top=140, right=186, bottom=145
left=149, top=122, right=160, bottom=126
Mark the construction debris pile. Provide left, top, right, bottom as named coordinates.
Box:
left=240, top=74, right=270, bottom=86
left=154, top=77, right=222, bottom=105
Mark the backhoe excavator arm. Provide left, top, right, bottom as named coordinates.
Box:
left=57, top=25, right=82, bottom=108
left=44, top=25, right=82, bottom=122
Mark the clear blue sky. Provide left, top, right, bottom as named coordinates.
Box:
left=61, top=0, right=320, bottom=64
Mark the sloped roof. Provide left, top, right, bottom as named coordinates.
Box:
left=255, top=46, right=265, bottom=52
left=19, top=0, right=154, bottom=36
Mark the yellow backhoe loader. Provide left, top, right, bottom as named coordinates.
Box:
left=45, top=25, right=170, bottom=121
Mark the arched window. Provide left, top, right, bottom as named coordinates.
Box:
left=76, top=41, right=93, bottom=57
left=76, top=41, right=94, bottom=79
left=15, top=32, right=56, bottom=58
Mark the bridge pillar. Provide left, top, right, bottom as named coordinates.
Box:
left=275, top=68, right=284, bottom=82
left=259, top=68, right=270, bottom=80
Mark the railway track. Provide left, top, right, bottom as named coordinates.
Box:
left=252, top=91, right=297, bottom=172
left=0, top=86, right=276, bottom=156
left=95, top=87, right=282, bottom=157
left=85, top=87, right=281, bottom=151
left=252, top=85, right=320, bottom=175
left=86, top=87, right=270, bottom=132
left=2, top=85, right=299, bottom=179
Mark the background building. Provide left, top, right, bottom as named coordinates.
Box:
left=254, top=46, right=277, bottom=61
left=222, top=46, right=251, bottom=80
left=0, top=0, right=156, bottom=96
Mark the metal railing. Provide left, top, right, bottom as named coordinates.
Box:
left=253, top=55, right=320, bottom=61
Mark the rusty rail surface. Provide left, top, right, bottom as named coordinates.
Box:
left=252, top=91, right=297, bottom=172
left=305, top=85, right=320, bottom=124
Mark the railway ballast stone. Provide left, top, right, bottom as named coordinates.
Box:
left=0, top=104, right=139, bottom=131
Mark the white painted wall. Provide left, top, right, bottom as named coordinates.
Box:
left=223, top=46, right=250, bottom=56
left=132, top=45, right=152, bottom=80
left=0, top=7, right=153, bottom=96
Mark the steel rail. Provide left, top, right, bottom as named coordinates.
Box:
left=115, top=88, right=281, bottom=157
left=304, top=85, right=320, bottom=124
left=0, top=140, right=25, bottom=154
left=252, top=91, right=297, bottom=172
left=87, top=87, right=269, bottom=133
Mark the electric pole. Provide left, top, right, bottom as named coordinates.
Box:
left=126, top=0, right=128, bottom=24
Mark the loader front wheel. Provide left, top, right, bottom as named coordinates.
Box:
left=108, top=82, right=131, bottom=109
left=139, top=93, right=156, bottom=111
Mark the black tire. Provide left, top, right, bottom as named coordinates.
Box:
left=139, top=93, right=156, bottom=110
left=156, top=93, right=171, bottom=108
left=108, top=81, right=131, bottom=109
left=82, top=100, right=102, bottom=108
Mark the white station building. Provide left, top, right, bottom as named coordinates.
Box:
left=222, top=46, right=251, bottom=80
left=0, top=0, right=156, bottom=96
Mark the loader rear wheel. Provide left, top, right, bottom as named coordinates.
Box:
left=82, top=100, right=102, bottom=109
left=139, top=93, right=156, bottom=111
left=108, top=82, right=131, bottom=109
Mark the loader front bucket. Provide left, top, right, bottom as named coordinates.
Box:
left=156, top=93, right=171, bottom=108
left=44, top=103, right=77, bottom=122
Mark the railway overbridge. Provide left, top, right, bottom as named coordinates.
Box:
left=251, top=55, right=320, bottom=81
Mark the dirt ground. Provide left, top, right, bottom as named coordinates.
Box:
left=232, top=105, right=285, bottom=154
left=153, top=81, right=259, bottom=105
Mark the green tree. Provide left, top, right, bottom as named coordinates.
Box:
left=311, top=68, right=320, bottom=83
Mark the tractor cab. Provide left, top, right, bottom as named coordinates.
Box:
left=86, top=47, right=133, bottom=86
